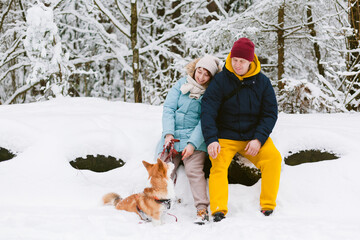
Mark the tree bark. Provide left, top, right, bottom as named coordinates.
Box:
left=306, top=4, right=325, bottom=77
left=131, top=0, right=142, bottom=103
left=347, top=0, right=359, bottom=73
left=277, top=1, right=285, bottom=89
left=156, top=2, right=168, bottom=71
left=346, top=0, right=360, bottom=109
left=123, top=71, right=126, bottom=102
left=169, top=0, right=181, bottom=81
left=170, top=1, right=182, bottom=55
left=18, top=0, right=26, bottom=22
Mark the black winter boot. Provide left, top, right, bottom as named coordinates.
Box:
left=213, top=212, right=225, bottom=222
left=261, top=209, right=273, bottom=216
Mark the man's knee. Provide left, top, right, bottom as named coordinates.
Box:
left=260, top=139, right=281, bottom=158
left=210, top=157, right=232, bottom=173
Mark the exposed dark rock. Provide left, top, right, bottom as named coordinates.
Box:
left=70, top=155, right=125, bottom=172
left=284, top=149, right=339, bottom=166
left=0, top=147, right=15, bottom=162
left=203, top=153, right=261, bottom=186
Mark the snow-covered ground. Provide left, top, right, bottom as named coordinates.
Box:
left=0, top=97, right=359, bottom=240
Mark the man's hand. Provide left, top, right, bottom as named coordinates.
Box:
left=182, top=144, right=195, bottom=160
left=208, top=141, right=221, bottom=159
left=245, top=139, right=261, bottom=156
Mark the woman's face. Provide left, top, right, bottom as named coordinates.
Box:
left=194, top=67, right=211, bottom=86
left=231, top=57, right=251, bottom=76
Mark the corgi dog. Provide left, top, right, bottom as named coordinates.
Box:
left=103, top=159, right=175, bottom=225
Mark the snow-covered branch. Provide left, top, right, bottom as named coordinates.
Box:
left=0, top=34, right=25, bottom=67
left=93, top=0, right=131, bottom=39
left=0, top=0, right=15, bottom=32
left=0, top=62, right=30, bottom=83
left=116, top=0, right=131, bottom=25
left=4, top=81, right=40, bottom=105
left=213, top=0, right=228, bottom=18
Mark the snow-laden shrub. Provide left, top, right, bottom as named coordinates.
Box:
left=278, top=77, right=344, bottom=113
left=23, top=2, right=69, bottom=97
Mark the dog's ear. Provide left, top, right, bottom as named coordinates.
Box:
left=157, top=158, right=163, bottom=165
left=142, top=160, right=153, bottom=172
left=157, top=158, right=167, bottom=170
left=156, top=158, right=167, bottom=176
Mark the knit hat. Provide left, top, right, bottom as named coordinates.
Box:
left=195, top=55, right=220, bottom=76
left=230, top=38, right=255, bottom=62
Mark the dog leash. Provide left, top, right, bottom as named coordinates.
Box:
left=160, top=138, right=180, bottom=184
left=167, top=212, right=178, bottom=222
left=160, top=138, right=180, bottom=162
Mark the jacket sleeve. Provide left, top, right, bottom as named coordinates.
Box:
left=253, top=77, right=278, bottom=145
left=162, top=79, right=182, bottom=138
left=187, top=120, right=204, bottom=150
left=201, top=76, right=224, bottom=146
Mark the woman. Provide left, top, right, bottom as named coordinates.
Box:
left=157, top=55, right=221, bottom=225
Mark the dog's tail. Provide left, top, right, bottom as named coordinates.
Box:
left=103, top=192, right=122, bottom=206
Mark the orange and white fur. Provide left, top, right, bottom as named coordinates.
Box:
left=103, top=159, right=175, bottom=225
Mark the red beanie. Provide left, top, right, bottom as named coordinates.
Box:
left=230, top=38, right=255, bottom=62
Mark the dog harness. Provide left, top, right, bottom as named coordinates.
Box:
left=136, top=197, right=172, bottom=222
left=154, top=197, right=171, bottom=209
left=136, top=206, right=151, bottom=222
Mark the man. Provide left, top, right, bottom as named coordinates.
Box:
left=201, top=38, right=282, bottom=222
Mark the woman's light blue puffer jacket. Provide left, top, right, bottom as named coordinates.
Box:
left=157, top=76, right=207, bottom=154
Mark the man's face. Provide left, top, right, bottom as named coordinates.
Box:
left=231, top=57, right=251, bottom=76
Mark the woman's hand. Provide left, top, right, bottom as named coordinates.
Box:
left=164, top=134, right=174, bottom=147
left=208, top=142, right=221, bottom=159
left=182, top=144, right=195, bottom=160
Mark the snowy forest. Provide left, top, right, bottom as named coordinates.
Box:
left=0, top=0, right=359, bottom=113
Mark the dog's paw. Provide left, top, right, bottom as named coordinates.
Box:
left=151, top=219, right=162, bottom=226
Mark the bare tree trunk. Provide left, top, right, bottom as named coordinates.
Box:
left=131, top=0, right=142, bottom=103
left=306, top=4, right=325, bottom=77
left=10, top=59, right=17, bottom=94
left=277, top=1, right=285, bottom=89
left=169, top=0, right=182, bottom=81
left=170, top=1, right=182, bottom=55
left=84, top=62, right=90, bottom=97
left=18, top=0, right=26, bottom=22
left=156, top=2, right=168, bottom=71
left=123, top=71, right=126, bottom=102
left=346, top=0, right=360, bottom=109
left=347, top=0, right=359, bottom=73
left=11, top=30, right=17, bottom=95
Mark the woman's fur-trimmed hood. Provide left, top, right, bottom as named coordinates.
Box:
left=184, top=58, right=222, bottom=77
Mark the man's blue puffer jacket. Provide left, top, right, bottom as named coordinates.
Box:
left=201, top=64, right=278, bottom=146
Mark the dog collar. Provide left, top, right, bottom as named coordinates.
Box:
left=154, top=197, right=171, bottom=209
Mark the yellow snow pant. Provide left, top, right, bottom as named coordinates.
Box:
left=209, top=138, right=282, bottom=215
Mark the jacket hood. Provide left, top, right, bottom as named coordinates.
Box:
left=185, top=58, right=222, bottom=78
left=225, top=52, right=261, bottom=80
